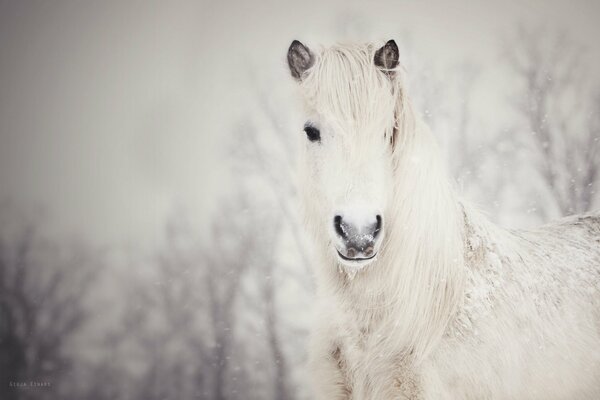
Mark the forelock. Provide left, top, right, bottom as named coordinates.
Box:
left=300, top=43, right=399, bottom=135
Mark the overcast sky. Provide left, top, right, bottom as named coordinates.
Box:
left=1, top=0, right=599, bottom=249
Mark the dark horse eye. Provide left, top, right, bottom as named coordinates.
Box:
left=303, top=126, right=321, bottom=142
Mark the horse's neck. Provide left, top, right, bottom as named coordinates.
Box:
left=339, top=116, right=468, bottom=358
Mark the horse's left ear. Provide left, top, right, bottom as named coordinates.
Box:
left=374, top=40, right=399, bottom=73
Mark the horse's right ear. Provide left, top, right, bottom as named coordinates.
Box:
left=287, top=40, right=314, bottom=81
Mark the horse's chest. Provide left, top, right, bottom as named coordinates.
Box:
left=337, top=327, right=372, bottom=367
left=335, top=315, right=373, bottom=363
left=334, top=313, right=411, bottom=397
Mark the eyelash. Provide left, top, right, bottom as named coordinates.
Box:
left=304, top=125, right=321, bottom=142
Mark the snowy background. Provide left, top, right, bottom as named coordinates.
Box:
left=1, top=1, right=599, bottom=399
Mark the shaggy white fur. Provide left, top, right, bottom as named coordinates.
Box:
left=288, top=41, right=600, bottom=400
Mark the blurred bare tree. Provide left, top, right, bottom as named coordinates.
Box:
left=407, top=53, right=517, bottom=218
left=99, top=185, right=297, bottom=400
left=0, top=219, right=96, bottom=400
left=505, top=26, right=600, bottom=218
left=231, top=72, right=315, bottom=284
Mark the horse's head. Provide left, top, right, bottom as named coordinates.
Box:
left=287, top=40, right=401, bottom=270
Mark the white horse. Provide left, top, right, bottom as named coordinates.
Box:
left=286, top=40, right=600, bottom=400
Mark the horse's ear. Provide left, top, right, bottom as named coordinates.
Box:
left=288, top=40, right=314, bottom=81
left=374, top=40, right=399, bottom=73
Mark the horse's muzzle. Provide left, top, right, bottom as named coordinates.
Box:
left=333, top=213, right=382, bottom=265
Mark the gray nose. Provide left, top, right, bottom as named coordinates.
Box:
left=334, top=214, right=382, bottom=258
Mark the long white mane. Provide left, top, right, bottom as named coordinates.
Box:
left=300, top=43, right=465, bottom=358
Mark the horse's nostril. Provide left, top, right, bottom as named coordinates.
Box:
left=364, top=246, right=374, bottom=257
left=374, top=215, right=382, bottom=237
left=334, top=215, right=345, bottom=238
left=346, top=248, right=356, bottom=258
